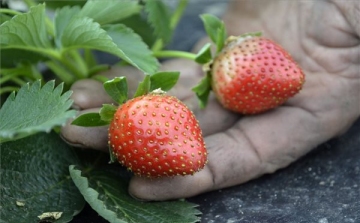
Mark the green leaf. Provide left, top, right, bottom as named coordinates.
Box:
left=0, top=132, right=85, bottom=223
left=80, top=0, right=142, bottom=25
left=0, top=80, right=76, bottom=143
left=215, top=25, right=226, bottom=53
left=0, top=48, right=49, bottom=68
left=0, top=4, right=56, bottom=63
left=104, top=77, right=128, bottom=104
left=134, top=74, right=151, bottom=97
left=54, top=6, right=81, bottom=48
left=91, top=74, right=110, bottom=83
left=34, top=0, right=86, bottom=8
left=71, top=113, right=109, bottom=127
left=150, top=71, right=180, bottom=91
left=61, top=17, right=156, bottom=73
left=99, top=104, right=117, bottom=123
left=145, top=0, right=172, bottom=44
left=69, top=165, right=202, bottom=223
left=0, top=63, right=40, bottom=84
left=103, top=24, right=159, bottom=74
left=192, top=74, right=212, bottom=108
left=195, top=43, right=212, bottom=64
left=0, top=13, right=12, bottom=24
left=60, top=16, right=113, bottom=50
left=120, top=14, right=156, bottom=46
left=200, top=14, right=227, bottom=52
left=0, top=4, right=51, bottom=48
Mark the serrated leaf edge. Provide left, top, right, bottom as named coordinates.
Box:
left=69, top=165, right=127, bottom=223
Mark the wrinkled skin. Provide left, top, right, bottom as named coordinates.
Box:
left=61, top=0, right=360, bottom=200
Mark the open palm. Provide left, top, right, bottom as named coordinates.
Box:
left=61, top=0, right=359, bottom=200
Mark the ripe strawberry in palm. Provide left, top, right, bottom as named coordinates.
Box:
left=108, top=92, right=207, bottom=178
left=211, top=34, right=305, bottom=114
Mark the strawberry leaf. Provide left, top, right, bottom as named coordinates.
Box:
left=104, top=77, right=128, bottom=104
left=103, top=24, right=159, bottom=74
left=215, top=25, right=226, bottom=53
left=200, top=14, right=227, bottom=53
left=1, top=132, right=85, bottom=223
left=150, top=71, right=180, bottom=91
left=71, top=113, right=109, bottom=127
left=69, top=165, right=202, bottom=223
left=0, top=4, right=55, bottom=66
left=0, top=4, right=51, bottom=49
left=99, top=104, right=117, bottom=123
left=134, top=74, right=151, bottom=97
left=59, top=16, right=117, bottom=53
left=195, top=43, right=212, bottom=64
left=192, top=74, right=212, bottom=108
left=54, top=5, right=81, bottom=48
left=0, top=48, right=48, bottom=68
left=0, top=80, right=76, bottom=143
left=145, top=0, right=172, bottom=44
left=79, top=0, right=141, bottom=25
left=121, top=14, right=156, bottom=47
left=0, top=13, right=12, bottom=24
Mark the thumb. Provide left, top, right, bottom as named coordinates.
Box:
left=128, top=167, right=214, bottom=201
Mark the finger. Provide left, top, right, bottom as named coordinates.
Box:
left=127, top=106, right=322, bottom=201
left=71, top=66, right=144, bottom=110
left=128, top=70, right=360, bottom=201
left=60, top=108, right=109, bottom=151
left=70, top=60, right=200, bottom=110
left=70, top=79, right=113, bottom=110
left=161, top=59, right=203, bottom=100
left=161, top=59, right=240, bottom=136
left=129, top=166, right=214, bottom=201
left=183, top=94, right=239, bottom=136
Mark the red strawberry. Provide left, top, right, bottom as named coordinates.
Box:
left=108, top=92, right=207, bottom=178
left=211, top=35, right=305, bottom=114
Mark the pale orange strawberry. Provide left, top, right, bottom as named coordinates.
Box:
left=211, top=35, right=305, bottom=114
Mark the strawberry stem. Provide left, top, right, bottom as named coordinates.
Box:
left=152, top=50, right=197, bottom=61
left=151, top=0, right=189, bottom=52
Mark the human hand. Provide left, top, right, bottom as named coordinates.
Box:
left=61, top=0, right=360, bottom=201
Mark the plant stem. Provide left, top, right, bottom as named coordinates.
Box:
left=0, top=86, right=19, bottom=95
left=151, top=0, right=189, bottom=52
left=60, top=51, right=88, bottom=79
left=30, top=65, right=43, bottom=80
left=151, top=39, right=164, bottom=52
left=69, top=50, right=88, bottom=77
left=88, top=64, right=110, bottom=77
left=152, top=50, right=197, bottom=61
left=84, top=49, right=97, bottom=68
left=170, top=0, right=188, bottom=29
left=45, top=61, right=75, bottom=85
left=0, top=9, right=23, bottom=15
left=11, top=77, right=27, bottom=86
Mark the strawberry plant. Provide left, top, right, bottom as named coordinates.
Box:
left=1, top=1, right=202, bottom=222
left=0, top=1, right=306, bottom=222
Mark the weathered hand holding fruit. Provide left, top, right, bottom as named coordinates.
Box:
left=62, top=0, right=359, bottom=201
